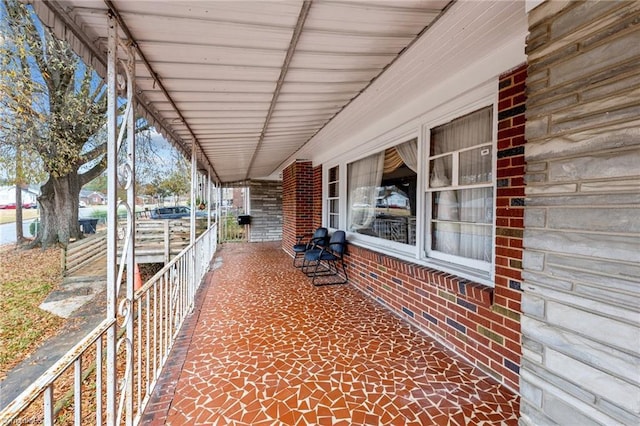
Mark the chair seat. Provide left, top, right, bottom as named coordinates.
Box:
left=292, top=244, right=308, bottom=253
left=292, top=227, right=328, bottom=267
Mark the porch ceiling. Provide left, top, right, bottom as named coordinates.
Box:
left=33, top=0, right=451, bottom=184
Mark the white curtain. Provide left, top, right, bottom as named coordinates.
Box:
left=396, top=139, right=418, bottom=173
left=348, top=152, right=384, bottom=232
left=430, top=107, right=492, bottom=261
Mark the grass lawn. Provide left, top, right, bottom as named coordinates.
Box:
left=0, top=245, right=64, bottom=379
left=0, top=209, right=39, bottom=225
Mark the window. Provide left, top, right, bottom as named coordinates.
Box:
left=426, top=106, right=494, bottom=270
left=327, top=166, right=340, bottom=229
left=347, top=139, right=418, bottom=245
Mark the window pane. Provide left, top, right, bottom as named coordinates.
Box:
left=329, top=199, right=339, bottom=213
left=329, top=182, right=338, bottom=198
left=329, top=166, right=338, bottom=182
left=459, top=146, right=492, bottom=185
left=430, top=155, right=452, bottom=188
left=431, top=188, right=493, bottom=259
left=348, top=142, right=417, bottom=245
left=329, top=214, right=339, bottom=229
left=459, top=187, right=493, bottom=224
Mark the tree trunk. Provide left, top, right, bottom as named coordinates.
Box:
left=35, top=172, right=82, bottom=248
left=15, top=184, right=24, bottom=241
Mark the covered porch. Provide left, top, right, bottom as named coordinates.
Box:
left=140, top=242, right=518, bottom=425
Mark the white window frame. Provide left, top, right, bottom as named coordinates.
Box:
left=326, top=165, right=340, bottom=230
left=424, top=112, right=494, bottom=272
left=321, top=82, right=498, bottom=286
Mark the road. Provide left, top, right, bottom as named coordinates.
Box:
left=0, top=219, right=35, bottom=245
left=0, top=208, right=98, bottom=245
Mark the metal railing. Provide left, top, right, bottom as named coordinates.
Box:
left=0, top=224, right=217, bottom=425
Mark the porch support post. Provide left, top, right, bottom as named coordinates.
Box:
left=105, top=13, right=118, bottom=426
left=207, top=167, right=212, bottom=230
left=123, top=38, right=136, bottom=426
left=190, top=142, right=197, bottom=308
left=190, top=142, right=197, bottom=247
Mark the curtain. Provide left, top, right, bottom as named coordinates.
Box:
left=430, top=107, right=492, bottom=261
left=396, top=139, right=418, bottom=172
left=348, top=152, right=384, bottom=232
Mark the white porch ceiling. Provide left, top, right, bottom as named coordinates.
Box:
left=32, top=0, right=452, bottom=184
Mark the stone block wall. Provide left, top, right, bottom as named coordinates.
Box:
left=248, top=180, right=283, bottom=242
left=520, top=2, right=640, bottom=425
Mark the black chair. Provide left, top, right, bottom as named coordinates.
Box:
left=292, top=227, right=328, bottom=267
left=303, top=230, right=348, bottom=286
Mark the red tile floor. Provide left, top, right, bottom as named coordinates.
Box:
left=141, top=242, right=519, bottom=425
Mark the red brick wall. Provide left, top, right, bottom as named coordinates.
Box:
left=281, top=66, right=526, bottom=392
left=282, top=161, right=314, bottom=256
left=312, top=165, right=323, bottom=229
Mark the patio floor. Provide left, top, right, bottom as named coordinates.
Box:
left=141, top=242, right=519, bottom=425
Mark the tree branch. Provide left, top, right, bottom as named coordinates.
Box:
left=79, top=158, right=107, bottom=187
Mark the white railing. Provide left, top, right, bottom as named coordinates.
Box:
left=0, top=224, right=217, bottom=425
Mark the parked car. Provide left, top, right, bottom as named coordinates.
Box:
left=1, top=202, right=37, bottom=209
left=149, top=206, right=215, bottom=220
left=150, top=206, right=191, bottom=219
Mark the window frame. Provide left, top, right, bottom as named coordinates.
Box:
left=423, top=106, right=495, bottom=273
left=327, top=165, right=340, bottom=230
left=321, top=87, right=498, bottom=286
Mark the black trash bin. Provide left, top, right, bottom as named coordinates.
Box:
left=79, top=218, right=98, bottom=234
left=237, top=215, right=251, bottom=225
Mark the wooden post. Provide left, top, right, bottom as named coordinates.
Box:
left=163, top=220, right=170, bottom=264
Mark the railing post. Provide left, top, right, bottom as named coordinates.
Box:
left=164, top=220, right=170, bottom=264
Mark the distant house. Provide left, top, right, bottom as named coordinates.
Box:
left=0, top=185, right=39, bottom=209
left=88, top=192, right=106, bottom=205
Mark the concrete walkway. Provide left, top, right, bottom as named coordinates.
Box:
left=0, top=278, right=107, bottom=411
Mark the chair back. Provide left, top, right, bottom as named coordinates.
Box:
left=311, top=227, right=328, bottom=246
left=328, top=230, right=346, bottom=256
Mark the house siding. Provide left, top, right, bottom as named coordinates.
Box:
left=281, top=66, right=527, bottom=393
left=520, top=2, right=640, bottom=425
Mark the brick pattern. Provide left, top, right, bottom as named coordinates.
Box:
left=282, top=161, right=314, bottom=257
left=312, top=165, right=323, bottom=230
left=520, top=2, right=640, bottom=425
left=281, top=68, right=527, bottom=393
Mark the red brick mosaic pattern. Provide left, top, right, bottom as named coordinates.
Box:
left=144, top=242, right=518, bottom=425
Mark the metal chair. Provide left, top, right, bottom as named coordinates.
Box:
left=292, top=227, right=328, bottom=267
left=303, top=230, right=348, bottom=286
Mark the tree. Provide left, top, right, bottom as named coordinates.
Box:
left=0, top=1, right=155, bottom=247
left=160, top=165, right=190, bottom=206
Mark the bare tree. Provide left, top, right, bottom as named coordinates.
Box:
left=0, top=0, right=155, bottom=247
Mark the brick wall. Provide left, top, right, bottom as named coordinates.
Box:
left=282, top=161, right=314, bottom=256
left=344, top=66, right=526, bottom=393
left=312, top=165, right=323, bottom=230
left=281, top=68, right=527, bottom=392
left=248, top=180, right=282, bottom=242
left=520, top=2, right=640, bottom=425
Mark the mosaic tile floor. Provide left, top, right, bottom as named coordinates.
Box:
left=142, top=242, right=519, bottom=425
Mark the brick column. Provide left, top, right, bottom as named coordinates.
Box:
left=312, top=165, right=323, bottom=230
left=282, top=161, right=313, bottom=256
